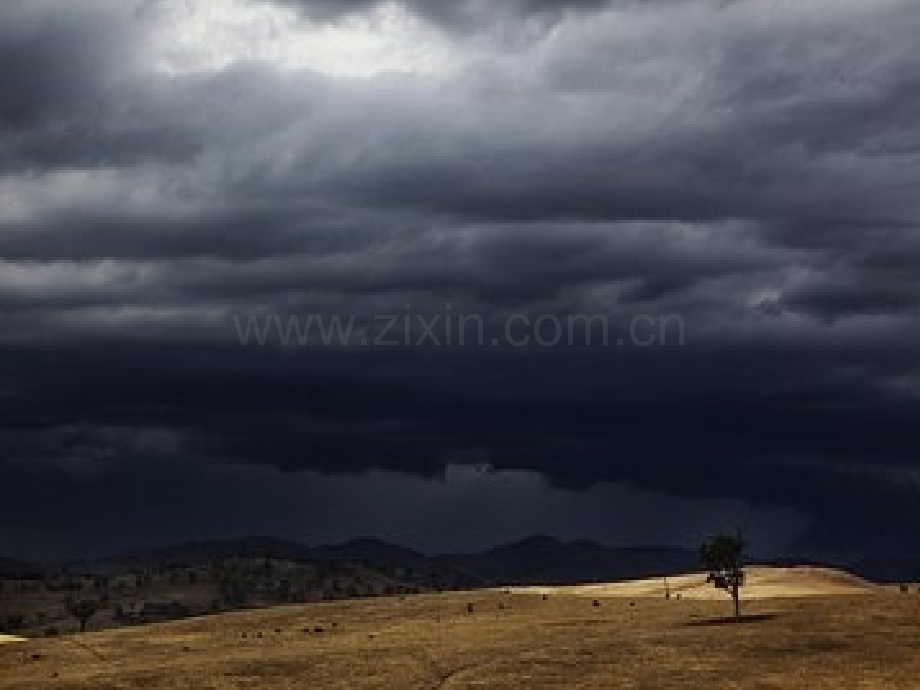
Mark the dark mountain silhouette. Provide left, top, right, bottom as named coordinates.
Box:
left=65, top=535, right=698, bottom=586
left=310, top=538, right=429, bottom=567
left=851, top=556, right=920, bottom=584
left=4, top=537, right=915, bottom=586
left=0, top=557, right=44, bottom=579
left=438, top=536, right=699, bottom=585
left=91, top=537, right=313, bottom=572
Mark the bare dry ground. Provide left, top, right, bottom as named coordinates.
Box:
left=1, top=567, right=918, bottom=689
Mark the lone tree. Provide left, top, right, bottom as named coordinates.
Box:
left=701, top=533, right=746, bottom=619
left=67, top=600, right=102, bottom=633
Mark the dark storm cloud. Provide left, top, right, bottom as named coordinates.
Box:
left=277, top=0, right=615, bottom=30
left=0, top=2, right=117, bottom=128
left=1, top=0, right=920, bottom=557
left=0, top=1, right=196, bottom=170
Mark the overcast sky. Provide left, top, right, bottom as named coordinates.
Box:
left=2, top=0, right=919, bottom=561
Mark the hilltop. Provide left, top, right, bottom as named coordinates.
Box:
left=1, top=536, right=907, bottom=639
left=515, top=565, right=875, bottom=600
left=0, top=568, right=917, bottom=688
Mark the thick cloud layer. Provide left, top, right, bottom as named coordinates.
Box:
left=1, top=0, right=919, bottom=558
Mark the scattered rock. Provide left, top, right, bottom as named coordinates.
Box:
left=592, top=600, right=600, bottom=607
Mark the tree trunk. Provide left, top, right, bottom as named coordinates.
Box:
left=79, top=618, right=87, bottom=633
left=732, top=585, right=740, bottom=619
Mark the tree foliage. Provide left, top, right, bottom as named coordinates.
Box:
left=67, top=600, right=102, bottom=633
left=701, top=533, right=746, bottom=619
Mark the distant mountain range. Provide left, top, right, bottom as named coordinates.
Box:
left=4, top=536, right=918, bottom=585
left=0, top=557, right=45, bottom=579
left=434, top=537, right=701, bottom=585
left=85, top=536, right=700, bottom=586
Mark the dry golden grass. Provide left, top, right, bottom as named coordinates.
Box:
left=517, top=565, right=876, bottom=601
left=1, top=568, right=918, bottom=689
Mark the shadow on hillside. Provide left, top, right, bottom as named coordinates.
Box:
left=685, top=613, right=778, bottom=627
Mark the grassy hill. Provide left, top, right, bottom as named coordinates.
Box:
left=1, top=568, right=917, bottom=688
left=2, top=537, right=914, bottom=641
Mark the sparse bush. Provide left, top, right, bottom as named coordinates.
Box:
left=67, top=600, right=102, bottom=633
